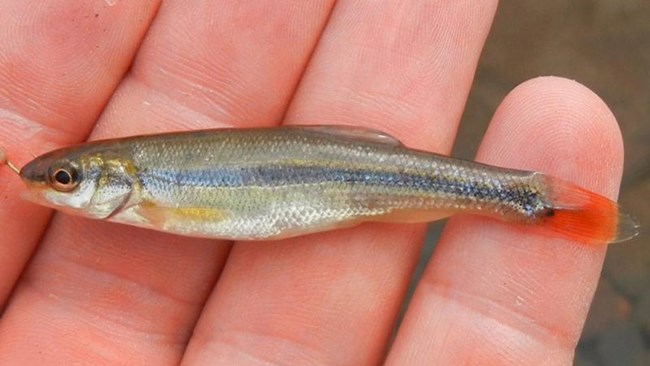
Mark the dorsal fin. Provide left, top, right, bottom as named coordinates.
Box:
left=293, top=125, right=403, bottom=147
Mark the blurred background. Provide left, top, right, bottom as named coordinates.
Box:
left=413, top=1, right=649, bottom=365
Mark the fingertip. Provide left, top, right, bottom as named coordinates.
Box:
left=388, top=77, right=628, bottom=364
left=480, top=76, right=624, bottom=199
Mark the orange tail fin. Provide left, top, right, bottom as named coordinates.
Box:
left=539, top=175, right=639, bottom=244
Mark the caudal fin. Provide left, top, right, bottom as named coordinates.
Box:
left=539, top=175, right=639, bottom=244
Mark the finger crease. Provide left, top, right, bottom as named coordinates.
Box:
left=419, top=278, right=578, bottom=351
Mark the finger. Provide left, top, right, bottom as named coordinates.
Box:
left=92, top=0, right=335, bottom=136
left=0, top=0, right=160, bottom=307
left=386, top=77, right=624, bottom=365
left=0, top=1, right=334, bottom=364
left=184, top=1, right=498, bottom=365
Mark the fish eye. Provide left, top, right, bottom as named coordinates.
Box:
left=49, top=164, right=79, bottom=192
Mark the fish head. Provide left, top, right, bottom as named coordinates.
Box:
left=19, top=146, right=137, bottom=219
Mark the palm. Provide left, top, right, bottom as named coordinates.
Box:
left=0, top=2, right=623, bottom=365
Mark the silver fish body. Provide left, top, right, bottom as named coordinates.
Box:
left=17, top=126, right=638, bottom=243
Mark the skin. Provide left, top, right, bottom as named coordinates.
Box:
left=0, top=1, right=624, bottom=365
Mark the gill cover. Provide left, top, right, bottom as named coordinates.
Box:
left=88, top=158, right=137, bottom=219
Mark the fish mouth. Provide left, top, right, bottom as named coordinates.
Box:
left=18, top=185, right=62, bottom=211
left=16, top=155, right=55, bottom=207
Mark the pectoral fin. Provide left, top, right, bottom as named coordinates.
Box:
left=134, top=202, right=226, bottom=228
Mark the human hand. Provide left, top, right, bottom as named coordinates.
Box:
left=0, top=1, right=624, bottom=364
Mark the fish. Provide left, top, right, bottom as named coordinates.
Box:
left=4, top=125, right=639, bottom=243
